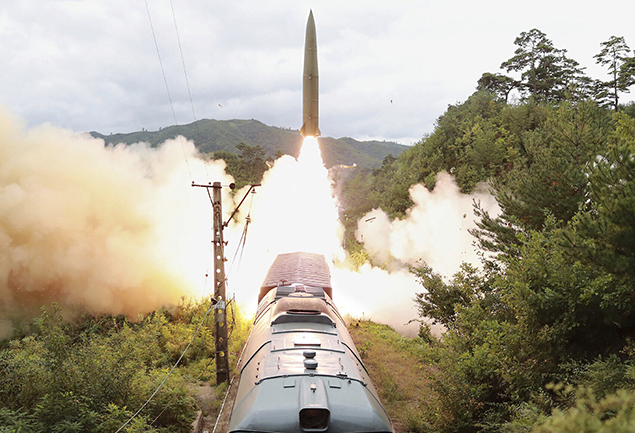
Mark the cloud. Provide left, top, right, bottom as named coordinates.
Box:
left=4, top=0, right=633, bottom=144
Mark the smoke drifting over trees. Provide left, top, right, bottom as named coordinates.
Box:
left=356, top=172, right=498, bottom=277
left=0, top=107, right=236, bottom=336
left=0, top=105, right=497, bottom=339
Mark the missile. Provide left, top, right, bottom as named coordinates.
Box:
left=301, top=10, right=320, bottom=137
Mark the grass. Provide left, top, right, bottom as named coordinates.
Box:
left=347, top=319, right=440, bottom=433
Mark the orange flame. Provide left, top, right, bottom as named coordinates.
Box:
left=225, top=137, right=344, bottom=312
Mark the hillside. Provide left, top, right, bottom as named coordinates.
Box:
left=89, top=119, right=408, bottom=169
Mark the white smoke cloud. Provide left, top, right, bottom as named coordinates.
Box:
left=331, top=264, right=424, bottom=335
left=224, top=150, right=500, bottom=337
left=356, top=171, right=500, bottom=277
left=327, top=171, right=500, bottom=336
left=0, top=108, right=500, bottom=340
left=0, top=106, right=235, bottom=337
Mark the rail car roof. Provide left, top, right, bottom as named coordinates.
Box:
left=259, top=252, right=333, bottom=302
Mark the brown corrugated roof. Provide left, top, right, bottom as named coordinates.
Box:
left=259, top=252, right=332, bottom=302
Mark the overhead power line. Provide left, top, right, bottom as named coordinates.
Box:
left=144, top=0, right=192, bottom=177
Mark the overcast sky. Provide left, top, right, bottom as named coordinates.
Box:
left=2, top=0, right=634, bottom=145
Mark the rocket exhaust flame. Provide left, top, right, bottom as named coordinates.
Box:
left=224, top=136, right=344, bottom=312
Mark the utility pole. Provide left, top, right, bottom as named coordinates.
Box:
left=211, top=181, right=230, bottom=384
left=192, top=181, right=260, bottom=385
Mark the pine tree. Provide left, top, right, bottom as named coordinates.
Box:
left=594, top=36, right=635, bottom=111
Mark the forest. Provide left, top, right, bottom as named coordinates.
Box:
left=338, top=30, right=635, bottom=432
left=2, top=29, right=635, bottom=432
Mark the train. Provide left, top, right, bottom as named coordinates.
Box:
left=228, top=251, right=393, bottom=432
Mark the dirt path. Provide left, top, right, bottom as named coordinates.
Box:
left=191, top=377, right=239, bottom=433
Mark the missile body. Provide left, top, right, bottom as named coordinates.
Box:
left=301, top=10, right=320, bottom=137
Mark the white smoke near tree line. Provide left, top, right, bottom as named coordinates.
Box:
left=356, top=172, right=500, bottom=276
left=0, top=106, right=234, bottom=337
left=342, top=172, right=500, bottom=334
left=0, top=106, right=499, bottom=339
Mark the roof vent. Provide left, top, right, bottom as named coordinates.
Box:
left=304, top=358, right=318, bottom=370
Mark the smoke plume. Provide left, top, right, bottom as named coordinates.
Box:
left=0, top=107, right=234, bottom=336
left=331, top=172, right=500, bottom=335
left=0, top=106, right=500, bottom=340
left=356, top=172, right=499, bottom=275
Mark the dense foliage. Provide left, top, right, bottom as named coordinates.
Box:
left=339, top=30, right=635, bottom=432
left=212, top=142, right=270, bottom=188
left=0, top=301, right=249, bottom=433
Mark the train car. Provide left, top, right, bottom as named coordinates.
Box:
left=228, top=252, right=393, bottom=433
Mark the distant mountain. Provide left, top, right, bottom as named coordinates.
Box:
left=89, top=119, right=408, bottom=169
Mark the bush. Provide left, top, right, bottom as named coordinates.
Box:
left=534, top=387, right=635, bottom=433
left=0, top=299, right=251, bottom=432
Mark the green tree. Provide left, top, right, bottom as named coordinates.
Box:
left=534, top=387, right=635, bottom=433
left=477, top=72, right=517, bottom=103
left=454, top=115, right=508, bottom=191
left=0, top=300, right=248, bottom=432
left=556, top=51, right=594, bottom=101
left=564, top=112, right=635, bottom=309
left=394, top=90, right=506, bottom=196
left=501, top=29, right=557, bottom=98
left=594, top=36, right=635, bottom=111
left=213, top=143, right=269, bottom=188
left=501, top=29, right=587, bottom=102
left=412, top=262, right=500, bottom=330
left=415, top=216, right=635, bottom=431
left=470, top=101, right=611, bottom=259
left=236, top=142, right=267, bottom=185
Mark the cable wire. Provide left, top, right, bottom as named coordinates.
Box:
left=126, top=3, right=230, bottom=432
left=227, top=190, right=256, bottom=278
left=169, top=0, right=208, bottom=178
left=144, top=0, right=192, bottom=177
left=170, top=0, right=196, bottom=125
left=212, top=376, right=234, bottom=433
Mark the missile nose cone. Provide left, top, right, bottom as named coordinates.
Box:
left=307, top=10, right=315, bottom=31
left=301, top=10, right=320, bottom=137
